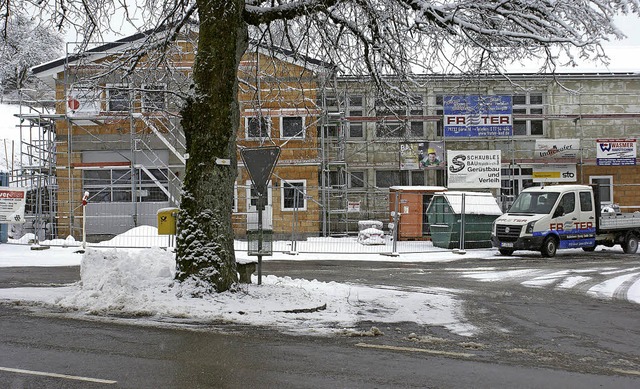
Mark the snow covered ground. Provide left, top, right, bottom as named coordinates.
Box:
left=0, top=226, right=639, bottom=338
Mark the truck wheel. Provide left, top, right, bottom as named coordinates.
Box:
left=623, top=233, right=639, bottom=254
left=499, top=248, right=514, bottom=256
left=582, top=245, right=596, bottom=252
left=541, top=237, right=558, bottom=258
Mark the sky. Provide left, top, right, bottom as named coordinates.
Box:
left=0, top=226, right=638, bottom=338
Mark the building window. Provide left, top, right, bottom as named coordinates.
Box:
left=246, top=116, right=270, bottom=139
left=142, top=85, right=166, bottom=112
left=348, top=95, right=363, bottom=107
left=83, top=167, right=169, bottom=203
left=323, top=123, right=339, bottom=138
left=513, top=93, right=544, bottom=136
left=375, top=169, right=425, bottom=187
left=375, top=114, right=424, bottom=138
left=375, top=96, right=423, bottom=138
left=376, top=120, right=404, bottom=138
left=246, top=180, right=272, bottom=211
left=282, top=180, right=306, bottom=211
left=435, top=95, right=444, bottom=137
left=500, top=166, right=541, bottom=211
left=349, top=171, right=365, bottom=188
left=347, top=95, right=364, bottom=138
left=410, top=170, right=425, bottom=186
left=590, top=176, right=613, bottom=204
left=375, top=170, right=401, bottom=188
left=328, top=170, right=345, bottom=187
left=106, top=85, right=130, bottom=112
left=233, top=182, right=238, bottom=212
left=322, top=93, right=340, bottom=113
left=281, top=116, right=305, bottom=139
left=409, top=118, right=424, bottom=138
left=349, top=123, right=364, bottom=138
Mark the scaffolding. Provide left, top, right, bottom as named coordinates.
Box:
left=11, top=97, right=59, bottom=242
left=13, top=37, right=188, bottom=242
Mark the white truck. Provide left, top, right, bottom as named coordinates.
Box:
left=491, top=184, right=640, bottom=257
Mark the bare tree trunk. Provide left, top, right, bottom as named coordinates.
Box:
left=175, top=0, right=248, bottom=292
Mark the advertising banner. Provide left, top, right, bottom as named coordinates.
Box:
left=399, top=143, right=420, bottom=170
left=596, top=139, right=636, bottom=166
left=400, top=141, right=445, bottom=170
left=534, top=139, right=580, bottom=159
left=443, top=95, right=512, bottom=137
left=447, top=150, right=501, bottom=188
left=0, top=187, right=26, bottom=224
left=532, top=164, right=577, bottom=183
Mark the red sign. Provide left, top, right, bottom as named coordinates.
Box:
left=0, top=190, right=25, bottom=199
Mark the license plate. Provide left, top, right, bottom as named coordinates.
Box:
left=501, top=242, right=514, bottom=248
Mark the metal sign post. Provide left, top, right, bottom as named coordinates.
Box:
left=240, top=146, right=281, bottom=285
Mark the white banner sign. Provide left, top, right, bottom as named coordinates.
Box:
left=0, top=187, right=27, bottom=224
left=532, top=164, right=577, bottom=183
left=447, top=150, right=501, bottom=188
left=67, top=85, right=101, bottom=117
left=535, top=139, right=580, bottom=159
left=347, top=201, right=361, bottom=213
left=596, top=139, right=636, bottom=166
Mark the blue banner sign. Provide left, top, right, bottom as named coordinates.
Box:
left=444, top=95, right=512, bottom=137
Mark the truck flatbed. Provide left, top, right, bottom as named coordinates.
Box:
left=599, top=212, right=640, bottom=230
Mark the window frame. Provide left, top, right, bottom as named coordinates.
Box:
left=374, top=98, right=424, bottom=139
left=512, top=92, right=544, bottom=137
left=245, top=180, right=273, bottom=211
left=281, top=179, right=307, bottom=211
left=375, top=170, right=401, bottom=188
left=82, top=166, right=170, bottom=203
left=233, top=182, right=238, bottom=212
left=245, top=116, right=271, bottom=140
left=347, top=95, right=364, bottom=139
left=280, top=116, right=306, bottom=139
left=349, top=171, right=365, bottom=188
left=589, top=175, right=614, bottom=204
left=105, top=84, right=130, bottom=112
left=500, top=166, right=541, bottom=211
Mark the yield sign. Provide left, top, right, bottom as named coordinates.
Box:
left=240, top=146, right=281, bottom=197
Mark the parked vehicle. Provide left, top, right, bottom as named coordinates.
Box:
left=491, top=184, right=640, bottom=257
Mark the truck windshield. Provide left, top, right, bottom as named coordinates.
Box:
left=508, top=192, right=560, bottom=214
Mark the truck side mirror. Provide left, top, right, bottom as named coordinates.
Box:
left=553, top=206, right=564, bottom=218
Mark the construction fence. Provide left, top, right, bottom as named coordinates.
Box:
left=5, top=186, right=504, bottom=255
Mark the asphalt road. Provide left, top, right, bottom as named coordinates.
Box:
left=0, top=250, right=639, bottom=388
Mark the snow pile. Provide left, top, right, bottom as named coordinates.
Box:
left=17, top=247, right=477, bottom=336
left=11, top=233, right=79, bottom=246
left=92, top=225, right=171, bottom=248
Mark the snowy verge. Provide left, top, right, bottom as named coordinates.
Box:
left=0, top=247, right=477, bottom=337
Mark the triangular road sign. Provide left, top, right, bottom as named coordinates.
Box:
left=240, top=146, right=281, bottom=197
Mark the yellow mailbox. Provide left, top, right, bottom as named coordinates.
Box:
left=157, top=207, right=179, bottom=235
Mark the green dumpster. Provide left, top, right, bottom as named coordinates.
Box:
left=426, top=192, right=502, bottom=249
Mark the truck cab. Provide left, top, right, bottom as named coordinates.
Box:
left=491, top=185, right=597, bottom=257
